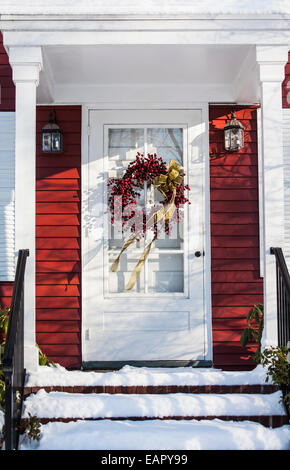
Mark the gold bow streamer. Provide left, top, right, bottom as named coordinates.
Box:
left=110, top=159, right=184, bottom=290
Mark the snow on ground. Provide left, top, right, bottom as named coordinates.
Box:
left=25, top=364, right=272, bottom=387
left=22, top=390, right=286, bottom=420
left=19, top=419, right=290, bottom=451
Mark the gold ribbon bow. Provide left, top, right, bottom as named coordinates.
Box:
left=110, top=159, right=184, bottom=290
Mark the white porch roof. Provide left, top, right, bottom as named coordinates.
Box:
left=37, top=44, right=257, bottom=104
left=1, top=0, right=290, bottom=104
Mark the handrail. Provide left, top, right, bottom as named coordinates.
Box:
left=2, top=249, right=29, bottom=451
left=270, top=247, right=290, bottom=423
left=270, top=247, right=290, bottom=348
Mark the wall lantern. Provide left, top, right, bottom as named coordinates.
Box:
left=41, top=110, right=63, bottom=153
left=224, top=109, right=244, bottom=152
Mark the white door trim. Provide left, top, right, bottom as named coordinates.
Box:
left=81, top=103, right=212, bottom=366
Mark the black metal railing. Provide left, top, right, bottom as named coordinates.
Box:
left=2, top=249, right=29, bottom=450
left=270, top=247, right=290, bottom=422
left=270, top=247, right=290, bottom=349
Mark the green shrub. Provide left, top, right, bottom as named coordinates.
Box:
left=240, top=303, right=264, bottom=363
left=259, top=345, right=290, bottom=412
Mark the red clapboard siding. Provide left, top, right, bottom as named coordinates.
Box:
left=36, top=226, right=80, bottom=237
left=36, top=202, right=80, bottom=214
left=212, top=306, right=260, bottom=318
left=210, top=155, right=258, bottom=166
left=211, top=200, right=259, bottom=212
left=0, top=281, right=13, bottom=343
left=36, top=332, right=80, bottom=344
left=211, top=236, right=259, bottom=248
left=36, top=309, right=81, bottom=320
left=0, top=32, right=15, bottom=111
left=212, top=283, right=263, bottom=295
left=210, top=213, right=259, bottom=224
left=36, top=238, right=80, bottom=249
left=36, top=179, right=80, bottom=191
left=210, top=105, right=263, bottom=370
left=36, top=285, right=80, bottom=297
left=36, top=214, right=80, bottom=226
left=36, top=261, right=81, bottom=273
left=0, top=281, right=13, bottom=313
left=37, top=156, right=81, bottom=169
left=210, top=166, right=258, bottom=178
left=211, top=224, right=259, bottom=236
left=38, top=345, right=81, bottom=356
left=36, top=250, right=80, bottom=261
left=36, top=105, right=81, bottom=369
left=211, top=271, right=261, bottom=283
left=211, top=259, right=260, bottom=271
left=36, top=273, right=80, bottom=284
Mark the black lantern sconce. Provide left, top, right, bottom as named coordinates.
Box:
left=224, top=108, right=244, bottom=152
left=41, top=109, right=63, bottom=153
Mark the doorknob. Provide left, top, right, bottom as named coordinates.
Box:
left=195, top=251, right=202, bottom=257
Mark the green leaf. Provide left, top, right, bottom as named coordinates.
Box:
left=240, top=328, right=253, bottom=348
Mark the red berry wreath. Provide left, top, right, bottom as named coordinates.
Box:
left=107, top=152, right=190, bottom=238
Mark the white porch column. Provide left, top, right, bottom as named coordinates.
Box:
left=256, top=45, right=289, bottom=348
left=8, top=46, right=43, bottom=371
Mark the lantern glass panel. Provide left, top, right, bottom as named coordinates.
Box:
left=51, top=132, right=62, bottom=152
left=224, top=129, right=231, bottom=151
left=42, top=132, right=52, bottom=152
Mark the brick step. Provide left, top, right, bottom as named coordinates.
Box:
left=22, top=389, right=288, bottom=430
left=23, top=383, right=279, bottom=397
left=23, top=414, right=288, bottom=428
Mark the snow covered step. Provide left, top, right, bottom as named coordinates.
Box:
left=19, top=418, right=290, bottom=451
left=24, top=364, right=278, bottom=395
left=22, top=390, right=288, bottom=428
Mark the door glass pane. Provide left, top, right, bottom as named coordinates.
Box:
left=108, top=128, right=144, bottom=175
left=147, top=128, right=183, bottom=164
left=109, top=253, right=145, bottom=293
left=148, top=254, right=184, bottom=293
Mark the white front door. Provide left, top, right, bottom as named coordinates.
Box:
left=82, top=109, right=211, bottom=366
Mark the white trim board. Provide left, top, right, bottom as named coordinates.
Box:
left=283, top=107, right=290, bottom=267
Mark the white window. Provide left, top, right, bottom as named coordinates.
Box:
left=0, top=112, right=15, bottom=281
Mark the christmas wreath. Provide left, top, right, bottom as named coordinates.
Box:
left=107, top=153, right=190, bottom=290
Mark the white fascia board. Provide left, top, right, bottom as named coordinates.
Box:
left=1, top=17, right=290, bottom=29
left=51, top=83, right=235, bottom=105
left=2, top=29, right=290, bottom=47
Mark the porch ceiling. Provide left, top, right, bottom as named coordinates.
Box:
left=38, top=44, right=259, bottom=104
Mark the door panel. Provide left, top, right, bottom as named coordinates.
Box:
left=83, top=109, right=209, bottom=364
